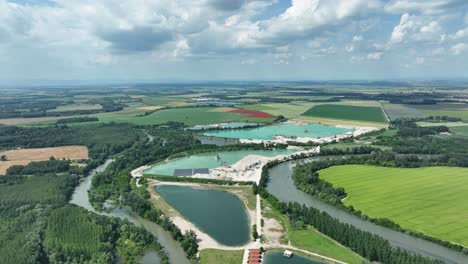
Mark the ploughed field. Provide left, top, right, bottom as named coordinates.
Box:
left=319, top=165, right=468, bottom=247
left=303, top=104, right=387, bottom=123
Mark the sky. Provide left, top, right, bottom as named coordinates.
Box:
left=1, top=0, right=468, bottom=83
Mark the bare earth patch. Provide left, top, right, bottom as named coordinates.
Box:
left=0, top=146, right=88, bottom=175
left=137, top=106, right=164, bottom=111
left=0, top=116, right=74, bottom=125
left=262, top=217, right=284, bottom=245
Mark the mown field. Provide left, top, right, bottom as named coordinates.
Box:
left=319, top=165, right=468, bottom=247
left=199, top=249, right=244, bottom=264
left=302, top=104, right=388, bottom=123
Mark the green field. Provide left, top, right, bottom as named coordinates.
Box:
left=319, top=165, right=468, bottom=247
left=243, top=102, right=316, bottom=118
left=47, top=103, right=103, bottom=112
left=289, top=227, right=364, bottom=264
left=199, top=249, right=244, bottom=264
left=302, top=104, right=387, bottom=123
left=262, top=200, right=364, bottom=264
left=411, top=103, right=468, bottom=121
left=450, top=126, right=468, bottom=137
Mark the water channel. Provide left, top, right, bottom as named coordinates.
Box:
left=266, top=159, right=468, bottom=264
left=69, top=160, right=190, bottom=264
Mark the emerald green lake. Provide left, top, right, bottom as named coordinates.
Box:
left=144, top=149, right=297, bottom=176
left=264, top=251, right=323, bottom=264
left=203, top=123, right=351, bottom=140
left=155, top=185, right=250, bottom=246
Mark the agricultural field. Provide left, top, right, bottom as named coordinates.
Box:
left=411, top=103, right=468, bottom=121
left=381, top=103, right=426, bottom=120
left=199, top=249, right=244, bottom=264
left=319, top=165, right=468, bottom=247
left=92, top=106, right=275, bottom=126
left=450, top=126, right=468, bottom=137
left=47, top=103, right=103, bottom=112
left=302, top=104, right=388, bottom=123
left=416, top=121, right=468, bottom=127
left=0, top=146, right=88, bottom=175
left=243, top=102, right=316, bottom=118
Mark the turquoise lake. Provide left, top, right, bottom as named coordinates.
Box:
left=144, top=149, right=297, bottom=176
left=264, top=251, right=323, bottom=264
left=155, top=185, right=250, bottom=246
left=202, top=123, right=352, bottom=140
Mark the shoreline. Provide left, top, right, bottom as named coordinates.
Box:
left=148, top=180, right=256, bottom=250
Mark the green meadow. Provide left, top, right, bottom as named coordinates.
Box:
left=319, top=165, right=468, bottom=247
left=302, top=104, right=387, bottom=123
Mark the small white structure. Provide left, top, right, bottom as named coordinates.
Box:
left=283, top=250, right=293, bottom=258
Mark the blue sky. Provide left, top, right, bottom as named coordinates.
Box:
left=1, top=0, right=468, bottom=82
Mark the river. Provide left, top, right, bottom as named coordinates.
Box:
left=69, top=159, right=190, bottom=264
left=266, top=159, right=468, bottom=264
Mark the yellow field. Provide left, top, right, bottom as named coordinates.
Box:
left=0, top=146, right=88, bottom=175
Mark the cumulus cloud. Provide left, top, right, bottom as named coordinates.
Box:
left=450, top=27, right=468, bottom=40
left=385, top=0, right=468, bottom=15
left=390, top=13, right=443, bottom=44
left=353, top=35, right=364, bottom=42
left=367, top=52, right=383, bottom=60
left=451, top=43, right=468, bottom=55
left=250, top=0, right=382, bottom=45
left=1, top=0, right=468, bottom=80
left=415, top=56, right=425, bottom=64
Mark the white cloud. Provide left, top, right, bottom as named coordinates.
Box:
left=415, top=57, right=425, bottom=64
left=450, top=27, right=468, bottom=40
left=432, top=47, right=445, bottom=55
left=367, top=52, right=383, bottom=60
left=251, top=0, right=382, bottom=45
left=385, top=0, right=468, bottom=15
left=353, top=35, right=364, bottom=42
left=451, top=43, right=468, bottom=55
left=390, top=14, right=443, bottom=44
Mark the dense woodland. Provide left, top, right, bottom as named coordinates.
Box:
left=0, top=123, right=141, bottom=169
left=0, top=171, right=167, bottom=264
left=0, top=97, right=125, bottom=118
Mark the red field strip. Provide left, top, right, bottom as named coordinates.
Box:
left=229, top=108, right=276, bottom=118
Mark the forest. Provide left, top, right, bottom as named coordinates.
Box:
left=0, top=171, right=167, bottom=264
